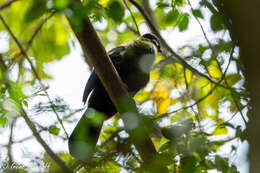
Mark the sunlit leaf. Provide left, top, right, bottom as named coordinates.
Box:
left=134, top=90, right=149, bottom=103
left=48, top=125, right=60, bottom=135
left=158, top=98, right=171, bottom=114
left=53, top=0, right=70, bottom=10
left=208, top=60, right=222, bottom=79
left=226, top=73, right=242, bottom=86
left=104, top=161, right=121, bottom=173
left=150, top=68, right=160, bottom=80
left=165, top=10, right=179, bottom=25
left=212, top=119, right=228, bottom=136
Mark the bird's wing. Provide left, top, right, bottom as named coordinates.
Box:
left=108, top=46, right=126, bottom=65
left=82, top=46, right=126, bottom=104
left=82, top=70, right=99, bottom=104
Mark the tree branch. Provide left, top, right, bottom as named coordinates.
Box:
left=187, top=0, right=246, bottom=124
left=121, top=0, right=140, bottom=36
left=155, top=44, right=235, bottom=121
left=128, top=0, right=227, bottom=89
left=0, top=0, right=18, bottom=10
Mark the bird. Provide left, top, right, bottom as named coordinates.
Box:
left=68, top=33, right=161, bottom=161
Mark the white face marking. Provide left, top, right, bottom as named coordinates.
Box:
left=138, top=53, right=155, bottom=74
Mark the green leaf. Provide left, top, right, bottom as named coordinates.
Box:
left=215, top=155, right=229, bottom=172
left=175, top=0, right=185, bottom=7
left=217, top=41, right=232, bottom=52
left=156, top=2, right=170, bottom=8
left=106, top=0, right=124, bottom=22
left=23, top=100, right=29, bottom=107
left=134, top=90, right=149, bottom=102
left=178, top=14, right=189, bottom=31
left=48, top=125, right=60, bottom=135
left=104, top=161, right=120, bottom=173
left=0, top=115, right=7, bottom=128
left=226, top=74, right=242, bottom=86
left=192, top=9, right=203, bottom=18
left=210, top=14, right=226, bottom=32
left=154, top=153, right=174, bottom=166
left=212, top=119, right=228, bottom=136
left=24, top=0, right=48, bottom=22
left=198, top=44, right=207, bottom=55
left=165, top=10, right=179, bottom=25
left=53, top=0, right=70, bottom=10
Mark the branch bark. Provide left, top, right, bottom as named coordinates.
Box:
left=221, top=1, right=260, bottom=172
left=66, top=2, right=168, bottom=172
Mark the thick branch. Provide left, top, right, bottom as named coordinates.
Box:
left=221, top=1, right=260, bottom=172
left=66, top=3, right=168, bottom=172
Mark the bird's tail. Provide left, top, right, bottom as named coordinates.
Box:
left=68, top=108, right=105, bottom=161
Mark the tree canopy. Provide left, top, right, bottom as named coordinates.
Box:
left=0, top=0, right=253, bottom=172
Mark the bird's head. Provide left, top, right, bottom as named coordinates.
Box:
left=141, top=33, right=161, bottom=52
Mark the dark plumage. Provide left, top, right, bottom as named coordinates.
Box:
left=68, top=33, right=160, bottom=160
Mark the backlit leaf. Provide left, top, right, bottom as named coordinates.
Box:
left=106, top=1, right=124, bottom=22
left=212, top=119, right=228, bottom=136
left=192, top=9, right=203, bottom=18
left=165, top=10, right=179, bottom=25
left=226, top=73, right=242, bottom=86
left=210, top=14, right=226, bottom=32
left=48, top=125, right=60, bottom=135
left=178, top=14, right=189, bottom=31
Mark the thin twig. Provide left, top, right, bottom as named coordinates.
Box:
left=7, top=116, right=18, bottom=165
left=125, top=23, right=139, bottom=34
left=25, top=12, right=56, bottom=51
left=187, top=0, right=213, bottom=50
left=100, top=127, right=124, bottom=147
left=0, top=13, right=69, bottom=139
left=2, top=51, right=71, bottom=171
left=20, top=108, right=73, bottom=172
left=0, top=0, right=18, bottom=10
left=121, top=0, right=140, bottom=36
left=155, top=44, right=236, bottom=120
left=183, top=68, right=189, bottom=90
left=191, top=107, right=203, bottom=132
left=186, top=2, right=246, bottom=124
left=128, top=0, right=227, bottom=89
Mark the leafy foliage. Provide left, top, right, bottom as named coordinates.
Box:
left=0, top=0, right=247, bottom=172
